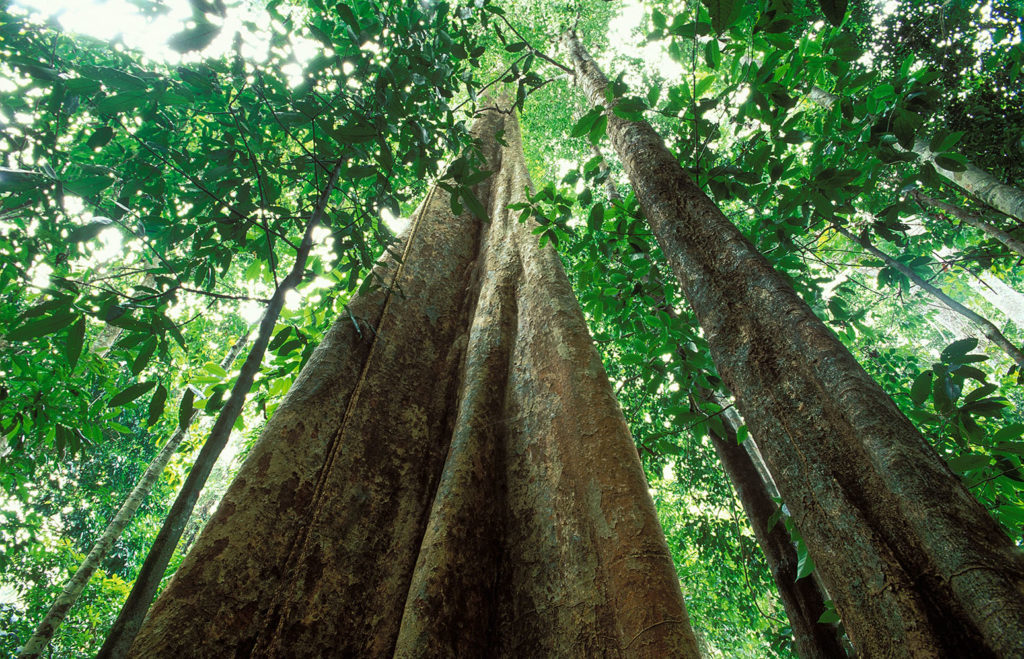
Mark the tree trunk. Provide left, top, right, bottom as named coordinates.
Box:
left=911, top=190, right=1024, bottom=260
left=808, top=86, right=1024, bottom=223
left=832, top=224, right=1024, bottom=368
left=567, top=31, right=1024, bottom=657
left=696, top=392, right=847, bottom=659
left=123, top=105, right=700, bottom=657
left=977, top=271, right=1024, bottom=329
left=16, top=331, right=251, bottom=659
left=96, top=163, right=344, bottom=659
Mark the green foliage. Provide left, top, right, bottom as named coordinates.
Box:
left=2, top=0, right=1023, bottom=656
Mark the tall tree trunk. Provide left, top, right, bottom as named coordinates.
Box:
left=123, top=105, right=700, bottom=657
left=96, top=163, right=344, bottom=659
left=831, top=224, right=1024, bottom=368
left=911, top=190, right=1024, bottom=260
left=16, top=330, right=251, bottom=659
left=807, top=86, right=1024, bottom=223
left=694, top=392, right=847, bottom=659
left=567, top=32, right=1024, bottom=657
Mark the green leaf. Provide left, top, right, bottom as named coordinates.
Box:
left=67, top=316, right=85, bottom=369
left=132, top=336, right=158, bottom=376
left=817, top=601, right=841, bottom=624
left=505, top=41, right=528, bottom=53
left=178, top=388, right=195, bottom=429
left=796, top=545, right=815, bottom=579
left=941, top=338, right=978, bottom=363
left=910, top=370, right=932, bottom=405
left=87, top=126, right=114, bottom=149
left=817, top=0, right=847, bottom=26
left=946, top=453, right=990, bottom=474
left=587, top=203, right=604, bottom=231
left=8, top=312, right=78, bottom=341
left=700, top=0, right=741, bottom=35
left=588, top=114, right=608, bottom=145
left=461, top=187, right=488, bottom=221
left=148, top=384, right=168, bottom=426
left=64, top=173, right=115, bottom=198
left=571, top=108, right=601, bottom=138
left=95, top=92, right=147, bottom=115
left=934, top=153, right=968, bottom=172
left=108, top=381, right=157, bottom=408
left=994, top=424, right=1024, bottom=443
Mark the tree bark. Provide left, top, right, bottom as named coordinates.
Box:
left=832, top=224, right=1024, bottom=368
left=123, top=105, right=700, bottom=657
left=96, top=163, right=343, bottom=659
left=16, top=331, right=251, bottom=659
left=696, top=392, right=847, bottom=659
left=808, top=86, right=1024, bottom=223
left=567, top=31, right=1024, bottom=657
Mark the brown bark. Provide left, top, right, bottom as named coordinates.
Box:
left=696, top=392, right=847, bottom=658
left=97, top=163, right=344, bottom=659
left=125, top=105, right=700, bottom=657
left=566, top=31, right=1024, bottom=657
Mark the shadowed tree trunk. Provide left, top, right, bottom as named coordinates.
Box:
left=695, top=391, right=847, bottom=659
left=566, top=31, right=1024, bottom=657
left=124, top=105, right=700, bottom=658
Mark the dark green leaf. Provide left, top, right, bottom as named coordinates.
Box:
left=817, top=0, right=847, bottom=25
left=67, top=316, right=85, bottom=369
left=8, top=312, right=78, bottom=341
left=132, top=336, right=158, bottom=376
left=941, top=338, right=978, bottom=363
left=148, top=384, right=168, bottom=426
left=700, top=0, right=741, bottom=34
left=505, top=41, right=528, bottom=53
left=461, top=187, right=488, bottom=221
left=178, top=388, right=195, bottom=429
left=87, top=126, right=114, bottom=149
left=587, top=203, right=604, bottom=231
left=108, top=381, right=157, bottom=408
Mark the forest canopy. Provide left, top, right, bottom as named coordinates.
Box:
left=1, top=0, right=1023, bottom=655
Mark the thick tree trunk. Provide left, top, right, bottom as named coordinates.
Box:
left=808, top=86, right=1024, bottom=223
left=124, top=106, right=699, bottom=657
left=696, top=392, right=847, bottom=659
left=16, top=331, right=250, bottom=659
left=97, top=164, right=344, bottom=659
left=912, top=190, right=1024, bottom=260
left=832, top=224, right=1024, bottom=368
left=567, top=32, right=1024, bottom=657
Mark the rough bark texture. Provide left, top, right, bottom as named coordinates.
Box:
left=808, top=86, right=1024, bottom=223
left=98, top=164, right=344, bottom=659
left=568, top=32, right=1024, bottom=657
left=126, top=106, right=699, bottom=658
left=833, top=224, right=1024, bottom=368
left=912, top=190, right=1024, bottom=260
left=698, top=392, right=847, bottom=659
left=16, top=333, right=250, bottom=659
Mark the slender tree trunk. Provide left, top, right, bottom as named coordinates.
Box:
left=911, top=190, right=1024, bottom=259
left=16, top=331, right=251, bottom=659
left=808, top=86, right=1024, bottom=223
left=832, top=224, right=1024, bottom=368
left=567, top=31, right=1024, bottom=657
left=694, top=392, right=847, bottom=659
left=96, top=162, right=343, bottom=659
left=123, top=105, right=699, bottom=657
left=977, top=270, right=1024, bottom=328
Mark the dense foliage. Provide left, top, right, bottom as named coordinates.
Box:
left=1, top=0, right=1022, bottom=655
